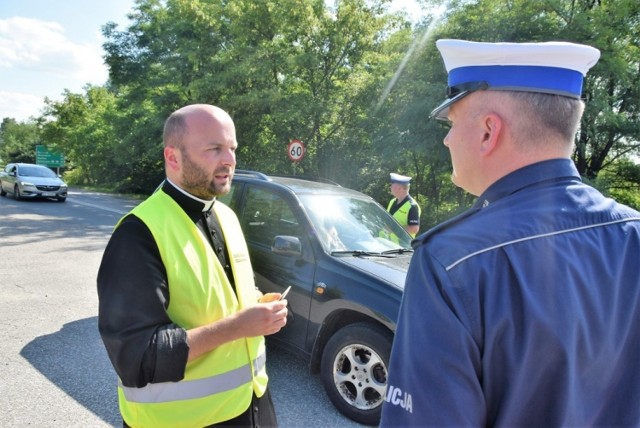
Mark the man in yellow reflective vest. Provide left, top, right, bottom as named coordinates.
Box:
left=387, top=173, right=421, bottom=238
left=97, top=104, right=288, bottom=427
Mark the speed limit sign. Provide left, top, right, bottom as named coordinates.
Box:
left=287, top=139, right=305, bottom=162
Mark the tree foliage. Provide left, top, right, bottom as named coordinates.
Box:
left=0, top=118, right=42, bottom=164
left=102, top=0, right=408, bottom=183
left=1, top=0, right=638, bottom=228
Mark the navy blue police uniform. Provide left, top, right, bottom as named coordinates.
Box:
left=381, top=39, right=640, bottom=427
left=382, top=159, right=640, bottom=425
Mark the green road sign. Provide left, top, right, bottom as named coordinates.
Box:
left=36, top=145, right=65, bottom=167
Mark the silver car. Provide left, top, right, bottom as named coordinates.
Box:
left=0, top=163, right=68, bottom=202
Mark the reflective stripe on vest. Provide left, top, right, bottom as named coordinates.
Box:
left=120, top=353, right=266, bottom=404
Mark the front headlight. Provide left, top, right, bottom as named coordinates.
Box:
left=19, top=181, right=36, bottom=188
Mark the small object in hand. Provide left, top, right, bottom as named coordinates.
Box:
left=279, top=285, right=292, bottom=301
left=257, top=286, right=292, bottom=303
left=258, top=293, right=280, bottom=303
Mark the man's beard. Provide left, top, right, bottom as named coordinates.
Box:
left=181, top=152, right=233, bottom=199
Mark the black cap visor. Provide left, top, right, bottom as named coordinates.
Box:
left=430, top=81, right=489, bottom=121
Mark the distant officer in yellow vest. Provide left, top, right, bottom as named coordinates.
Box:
left=97, top=104, right=288, bottom=427
left=387, top=173, right=421, bottom=238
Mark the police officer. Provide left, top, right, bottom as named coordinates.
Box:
left=387, top=173, right=421, bottom=238
left=381, top=40, right=640, bottom=426
left=97, top=104, right=288, bottom=427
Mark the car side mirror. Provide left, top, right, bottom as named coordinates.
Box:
left=272, top=235, right=302, bottom=257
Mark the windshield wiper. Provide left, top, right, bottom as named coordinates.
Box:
left=330, top=250, right=393, bottom=257
left=381, top=248, right=414, bottom=255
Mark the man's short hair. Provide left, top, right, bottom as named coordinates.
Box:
left=163, top=112, right=187, bottom=149
left=506, top=91, right=585, bottom=146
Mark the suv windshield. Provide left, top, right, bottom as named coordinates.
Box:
left=300, top=194, right=412, bottom=253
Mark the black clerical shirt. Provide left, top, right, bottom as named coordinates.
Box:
left=97, top=180, right=234, bottom=388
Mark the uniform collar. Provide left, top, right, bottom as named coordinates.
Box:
left=475, top=159, right=581, bottom=209
left=412, top=159, right=581, bottom=248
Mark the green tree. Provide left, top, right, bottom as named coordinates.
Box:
left=0, top=118, right=42, bottom=165
left=382, top=0, right=640, bottom=227
left=594, top=158, right=640, bottom=210
left=101, top=0, right=408, bottom=192
left=574, top=0, right=640, bottom=180
left=41, top=87, right=125, bottom=187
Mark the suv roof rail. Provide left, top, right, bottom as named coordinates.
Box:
left=234, top=170, right=271, bottom=181
left=234, top=170, right=341, bottom=186
left=270, top=174, right=341, bottom=186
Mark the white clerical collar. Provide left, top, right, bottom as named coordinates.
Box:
left=166, top=178, right=216, bottom=212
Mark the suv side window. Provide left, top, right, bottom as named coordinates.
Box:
left=217, top=182, right=241, bottom=212
left=241, top=186, right=302, bottom=246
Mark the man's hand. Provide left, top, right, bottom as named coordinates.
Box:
left=186, top=299, right=288, bottom=361
left=236, top=300, right=288, bottom=337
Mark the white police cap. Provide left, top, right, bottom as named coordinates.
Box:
left=430, top=39, right=601, bottom=120
left=390, top=173, right=411, bottom=184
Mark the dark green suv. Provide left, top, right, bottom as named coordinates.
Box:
left=218, top=170, right=413, bottom=425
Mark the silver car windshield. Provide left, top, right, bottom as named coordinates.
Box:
left=300, top=194, right=413, bottom=253
left=19, top=166, right=57, bottom=178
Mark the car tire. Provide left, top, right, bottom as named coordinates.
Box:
left=320, top=322, right=392, bottom=426
left=14, top=185, right=21, bottom=200
left=0, top=186, right=6, bottom=197
left=57, top=196, right=66, bottom=202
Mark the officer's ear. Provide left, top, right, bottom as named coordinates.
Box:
left=479, top=113, right=503, bottom=156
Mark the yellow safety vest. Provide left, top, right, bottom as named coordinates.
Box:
left=116, top=190, right=267, bottom=428
left=387, top=197, right=421, bottom=238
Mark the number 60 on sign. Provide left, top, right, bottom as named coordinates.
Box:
left=287, top=139, right=305, bottom=162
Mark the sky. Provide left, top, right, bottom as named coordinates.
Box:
left=0, top=0, right=136, bottom=122
left=0, top=0, right=423, bottom=123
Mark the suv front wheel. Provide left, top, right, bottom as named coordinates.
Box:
left=320, top=322, right=392, bottom=425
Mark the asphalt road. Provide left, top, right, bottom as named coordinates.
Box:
left=0, top=189, right=362, bottom=427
